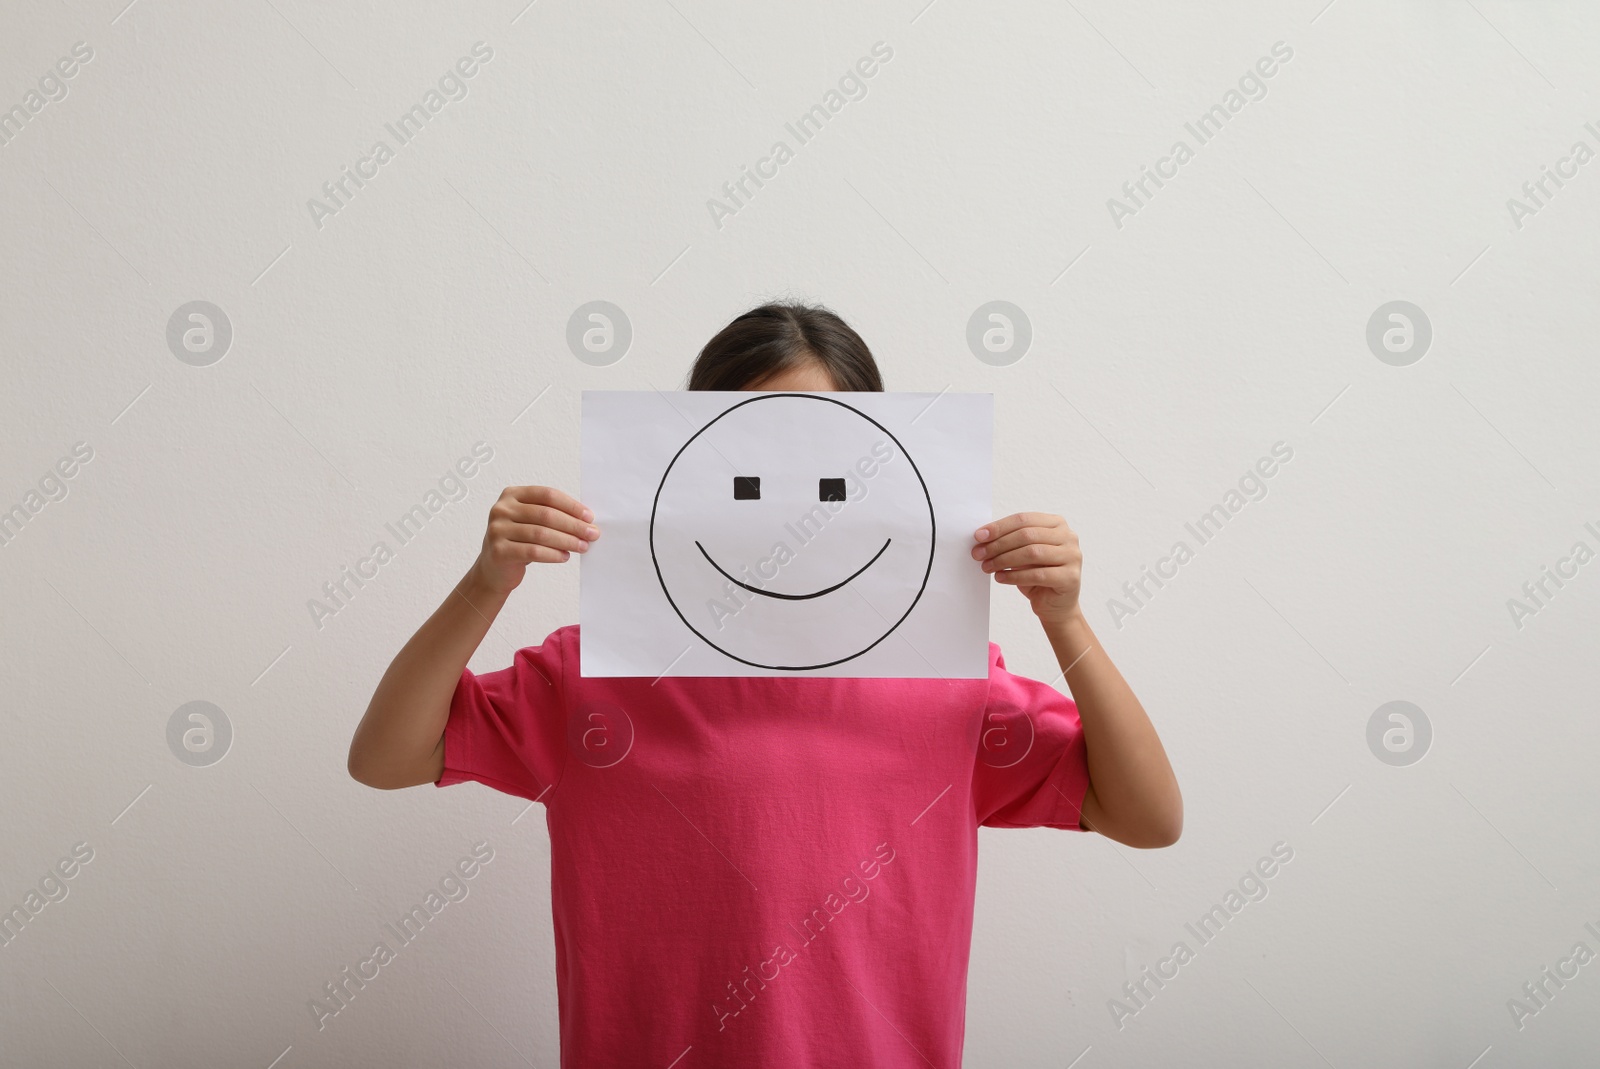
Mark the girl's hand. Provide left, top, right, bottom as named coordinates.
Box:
left=471, top=485, right=599, bottom=597
left=972, top=512, right=1083, bottom=623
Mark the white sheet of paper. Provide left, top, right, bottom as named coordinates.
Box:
left=580, top=391, right=993, bottom=678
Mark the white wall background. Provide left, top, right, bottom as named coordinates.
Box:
left=3, top=1, right=1598, bottom=1065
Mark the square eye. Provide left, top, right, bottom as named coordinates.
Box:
left=819, top=478, right=846, bottom=502
left=733, top=476, right=761, bottom=500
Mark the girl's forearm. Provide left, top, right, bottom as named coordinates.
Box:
left=347, top=564, right=509, bottom=788
left=1040, top=608, right=1182, bottom=847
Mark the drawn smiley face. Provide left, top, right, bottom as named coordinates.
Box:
left=649, top=394, right=936, bottom=671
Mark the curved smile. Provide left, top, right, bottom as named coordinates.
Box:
left=695, top=538, right=892, bottom=601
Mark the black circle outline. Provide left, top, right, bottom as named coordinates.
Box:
left=648, top=394, right=936, bottom=671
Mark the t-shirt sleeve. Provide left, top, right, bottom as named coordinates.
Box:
left=972, top=645, right=1091, bottom=831
left=433, top=627, right=570, bottom=803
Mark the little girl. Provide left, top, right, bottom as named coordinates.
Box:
left=349, top=301, right=1181, bottom=1068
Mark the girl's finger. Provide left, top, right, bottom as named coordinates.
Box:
left=982, top=543, right=1069, bottom=571
left=972, top=526, right=1063, bottom=560
left=499, top=521, right=592, bottom=554
left=500, top=501, right=600, bottom=541
left=992, top=565, right=1068, bottom=586
left=974, top=511, right=1060, bottom=543
left=519, top=543, right=572, bottom=564
left=507, top=485, right=595, bottom=523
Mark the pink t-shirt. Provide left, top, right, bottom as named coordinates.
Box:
left=436, top=624, right=1089, bottom=1068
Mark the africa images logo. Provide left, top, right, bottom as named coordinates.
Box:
left=305, top=43, right=494, bottom=230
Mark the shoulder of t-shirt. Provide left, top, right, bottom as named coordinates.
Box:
left=514, top=623, right=578, bottom=656
left=506, top=623, right=579, bottom=696
left=985, top=640, right=1067, bottom=705
left=549, top=623, right=580, bottom=654
left=988, top=640, right=1030, bottom=687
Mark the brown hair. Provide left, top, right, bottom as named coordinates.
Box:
left=687, top=301, right=883, bottom=391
